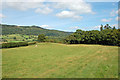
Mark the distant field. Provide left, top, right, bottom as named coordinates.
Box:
left=2, top=43, right=118, bottom=78
left=2, top=34, right=38, bottom=42
left=2, top=34, right=65, bottom=43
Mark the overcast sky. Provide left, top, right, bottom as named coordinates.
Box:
left=0, top=0, right=119, bottom=32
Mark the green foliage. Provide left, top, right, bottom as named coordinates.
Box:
left=113, top=26, right=116, bottom=30
left=1, top=24, right=72, bottom=43
left=103, top=24, right=113, bottom=30
left=2, top=42, right=28, bottom=48
left=28, top=41, right=37, bottom=45
left=2, top=34, right=38, bottom=42
left=2, top=41, right=37, bottom=48
left=38, top=34, right=46, bottom=42
left=100, top=24, right=103, bottom=31
left=1, top=24, right=72, bottom=37
left=64, top=24, right=119, bottom=46
left=13, top=37, right=16, bottom=39
left=2, top=39, right=8, bottom=42
left=45, top=36, right=64, bottom=43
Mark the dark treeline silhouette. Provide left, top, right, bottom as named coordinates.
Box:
left=64, top=24, right=119, bottom=46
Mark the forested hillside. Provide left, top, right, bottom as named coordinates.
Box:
left=1, top=24, right=72, bottom=37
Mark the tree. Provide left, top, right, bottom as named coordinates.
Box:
left=100, top=24, right=103, bottom=31
left=64, top=25, right=118, bottom=46
left=104, top=25, right=107, bottom=29
left=13, top=37, right=16, bottom=40
left=104, top=24, right=112, bottom=29
left=106, top=24, right=109, bottom=27
left=38, top=34, right=46, bottom=42
left=113, top=26, right=116, bottom=30
left=104, top=24, right=109, bottom=29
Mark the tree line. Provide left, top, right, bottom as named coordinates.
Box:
left=1, top=24, right=119, bottom=48
left=63, top=24, right=119, bottom=46
left=37, top=24, right=119, bottom=46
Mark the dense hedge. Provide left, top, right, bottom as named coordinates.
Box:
left=1, top=42, right=28, bottom=48
left=64, top=29, right=119, bottom=46
left=28, top=41, right=37, bottom=45
left=1, top=41, right=37, bottom=48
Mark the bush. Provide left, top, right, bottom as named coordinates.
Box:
left=64, top=29, right=119, bottom=46
left=28, top=41, right=37, bottom=45
left=1, top=42, right=28, bottom=48
left=38, top=34, right=46, bottom=42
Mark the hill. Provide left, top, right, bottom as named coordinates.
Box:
left=1, top=24, right=73, bottom=37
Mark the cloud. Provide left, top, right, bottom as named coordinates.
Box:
left=3, top=2, right=53, bottom=14
left=0, top=13, right=6, bottom=23
left=40, top=25, right=53, bottom=29
left=110, top=10, right=116, bottom=17
left=55, top=1, right=94, bottom=14
left=2, top=0, right=95, bottom=20
left=115, top=16, right=120, bottom=21
left=93, top=24, right=118, bottom=30
left=35, top=7, right=53, bottom=14
left=2, top=0, right=119, bottom=2
left=54, top=0, right=95, bottom=20
left=93, top=25, right=101, bottom=29
left=3, top=2, right=44, bottom=11
left=112, top=3, right=115, bottom=6
left=116, top=9, right=120, bottom=15
left=69, top=26, right=80, bottom=30
left=112, top=24, right=118, bottom=27
left=56, top=11, right=82, bottom=20
left=2, top=0, right=45, bottom=2
left=101, top=18, right=112, bottom=22
left=0, top=13, right=6, bottom=18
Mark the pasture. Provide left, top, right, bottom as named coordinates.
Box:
left=2, top=34, right=38, bottom=42
left=2, top=43, right=118, bottom=78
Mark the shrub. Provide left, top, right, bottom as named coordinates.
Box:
left=1, top=42, right=28, bottom=48
left=64, top=29, right=119, bottom=46
left=28, top=41, right=37, bottom=45
left=38, top=34, right=46, bottom=42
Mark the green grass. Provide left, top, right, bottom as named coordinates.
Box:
left=2, top=34, right=37, bottom=42
left=2, top=43, right=118, bottom=78
left=8, top=41, right=24, bottom=42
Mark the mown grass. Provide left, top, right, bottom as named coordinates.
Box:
left=2, top=43, right=118, bottom=78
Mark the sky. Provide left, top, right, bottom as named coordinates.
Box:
left=0, top=0, right=119, bottom=32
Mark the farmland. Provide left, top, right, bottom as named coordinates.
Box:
left=2, top=43, right=118, bottom=78
left=1, top=1, right=119, bottom=79
left=2, top=34, right=38, bottom=42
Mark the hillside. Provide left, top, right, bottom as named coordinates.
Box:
left=1, top=24, right=73, bottom=37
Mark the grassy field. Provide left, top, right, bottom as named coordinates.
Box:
left=1, top=34, right=64, bottom=43
left=2, top=43, right=118, bottom=78
left=2, top=34, right=38, bottom=42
